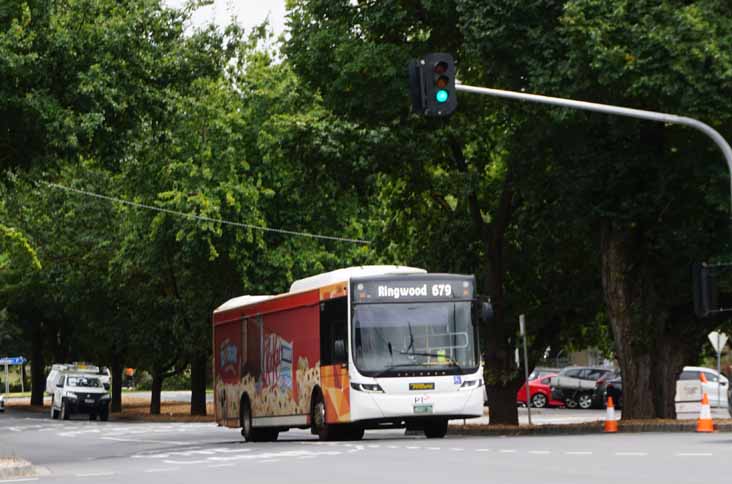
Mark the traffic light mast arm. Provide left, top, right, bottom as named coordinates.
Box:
left=455, top=82, right=732, bottom=219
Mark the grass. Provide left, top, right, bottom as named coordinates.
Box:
left=5, top=395, right=215, bottom=423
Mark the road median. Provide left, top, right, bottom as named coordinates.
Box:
left=450, top=418, right=732, bottom=436
left=0, top=457, right=41, bottom=480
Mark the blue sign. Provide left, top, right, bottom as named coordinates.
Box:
left=453, top=375, right=462, bottom=385
left=0, top=356, right=27, bottom=365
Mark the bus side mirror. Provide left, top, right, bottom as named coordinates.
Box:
left=480, top=301, right=494, bottom=323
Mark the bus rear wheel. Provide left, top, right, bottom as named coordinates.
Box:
left=424, top=419, right=448, bottom=439
left=241, top=397, right=278, bottom=442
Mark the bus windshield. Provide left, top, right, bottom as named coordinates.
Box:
left=352, top=301, right=478, bottom=376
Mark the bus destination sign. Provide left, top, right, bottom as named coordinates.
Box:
left=353, top=278, right=474, bottom=303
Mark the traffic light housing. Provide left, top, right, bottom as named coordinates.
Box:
left=692, top=262, right=732, bottom=318
left=408, top=53, right=458, bottom=117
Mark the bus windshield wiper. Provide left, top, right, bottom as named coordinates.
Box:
left=398, top=351, right=463, bottom=371
left=373, top=363, right=427, bottom=378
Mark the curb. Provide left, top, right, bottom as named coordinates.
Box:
left=0, top=459, right=39, bottom=480
left=448, top=421, right=732, bottom=436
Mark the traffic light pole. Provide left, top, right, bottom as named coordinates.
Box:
left=455, top=82, right=732, bottom=218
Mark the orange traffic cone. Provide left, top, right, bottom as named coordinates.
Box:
left=604, top=396, right=618, bottom=433
left=697, top=392, right=714, bottom=433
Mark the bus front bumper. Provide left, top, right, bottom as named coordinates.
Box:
left=349, top=386, right=484, bottom=422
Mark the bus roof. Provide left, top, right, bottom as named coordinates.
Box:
left=288, top=265, right=425, bottom=293
left=213, top=265, right=425, bottom=314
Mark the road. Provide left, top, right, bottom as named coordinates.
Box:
left=2, top=406, right=732, bottom=484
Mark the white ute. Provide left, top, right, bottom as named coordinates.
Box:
left=50, top=373, right=110, bottom=421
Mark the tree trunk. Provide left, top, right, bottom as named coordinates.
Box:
left=190, top=353, right=207, bottom=416
left=482, top=251, right=521, bottom=425
left=21, top=362, right=27, bottom=392
left=111, top=356, right=123, bottom=413
left=150, top=371, right=163, bottom=415
left=30, top=320, right=44, bottom=406
left=601, top=222, right=659, bottom=419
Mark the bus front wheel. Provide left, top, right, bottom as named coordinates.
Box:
left=311, top=394, right=330, bottom=440
left=424, top=419, right=448, bottom=439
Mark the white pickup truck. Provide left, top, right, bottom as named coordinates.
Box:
left=50, top=372, right=110, bottom=421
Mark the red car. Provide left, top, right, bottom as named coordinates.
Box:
left=516, top=373, right=565, bottom=408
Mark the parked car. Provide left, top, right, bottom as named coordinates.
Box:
left=676, top=366, right=729, bottom=408
left=516, top=373, right=565, bottom=408
left=50, top=373, right=110, bottom=421
left=550, top=367, right=616, bottom=409
left=527, top=367, right=560, bottom=381
left=0, top=393, right=4, bottom=413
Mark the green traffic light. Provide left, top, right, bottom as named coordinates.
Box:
left=436, top=89, right=449, bottom=103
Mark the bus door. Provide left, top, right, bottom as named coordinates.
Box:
left=319, top=297, right=350, bottom=423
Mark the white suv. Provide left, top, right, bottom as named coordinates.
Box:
left=50, top=373, right=110, bottom=421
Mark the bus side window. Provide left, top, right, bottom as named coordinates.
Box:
left=320, top=297, right=348, bottom=366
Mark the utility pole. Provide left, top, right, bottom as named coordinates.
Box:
left=520, top=315, right=531, bottom=425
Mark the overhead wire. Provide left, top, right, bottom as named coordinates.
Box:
left=38, top=180, right=370, bottom=245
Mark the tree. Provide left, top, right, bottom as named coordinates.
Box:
left=457, top=0, right=732, bottom=418
left=284, top=0, right=595, bottom=424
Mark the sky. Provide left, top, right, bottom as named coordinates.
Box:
left=166, top=0, right=288, bottom=36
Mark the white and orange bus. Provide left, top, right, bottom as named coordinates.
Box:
left=212, top=265, right=491, bottom=441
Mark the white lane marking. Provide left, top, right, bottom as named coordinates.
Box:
left=207, top=464, right=236, bottom=468
left=676, top=453, right=713, bottom=457
left=450, top=448, right=464, bottom=451
left=0, top=479, right=39, bottom=483
left=134, top=448, right=249, bottom=459
left=427, top=447, right=441, bottom=451
left=163, top=449, right=347, bottom=465
left=615, top=452, right=648, bottom=456
left=387, top=446, right=399, bottom=449
left=476, top=449, right=492, bottom=452
left=144, top=468, right=180, bottom=473
left=406, top=446, right=420, bottom=450
left=565, top=451, right=593, bottom=455
left=367, top=445, right=380, bottom=449
left=528, top=450, right=552, bottom=455
left=75, top=472, right=115, bottom=477
left=499, top=449, right=517, bottom=454
left=104, top=436, right=190, bottom=445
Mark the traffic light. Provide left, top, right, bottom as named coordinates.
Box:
left=408, top=53, right=458, bottom=117
left=692, top=261, right=732, bottom=318
left=693, top=262, right=715, bottom=318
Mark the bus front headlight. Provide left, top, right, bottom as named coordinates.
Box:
left=350, top=382, right=385, bottom=393
left=460, top=379, right=482, bottom=389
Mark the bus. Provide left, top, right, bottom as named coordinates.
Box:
left=212, top=265, right=491, bottom=441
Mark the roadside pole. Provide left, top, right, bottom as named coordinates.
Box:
left=455, top=83, right=732, bottom=218
left=707, top=331, right=728, bottom=407
left=520, top=314, right=531, bottom=425
left=4, top=362, right=8, bottom=395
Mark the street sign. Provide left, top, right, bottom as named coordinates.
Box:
left=707, top=331, right=728, bottom=353
left=0, top=356, right=26, bottom=365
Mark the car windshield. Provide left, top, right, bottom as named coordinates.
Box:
left=352, top=301, right=478, bottom=375
left=67, top=376, right=101, bottom=388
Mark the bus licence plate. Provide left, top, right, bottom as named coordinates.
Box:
left=413, top=404, right=433, bottom=414
left=85, top=399, right=95, bottom=404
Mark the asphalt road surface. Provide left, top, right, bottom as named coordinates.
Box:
left=2, top=407, right=732, bottom=484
